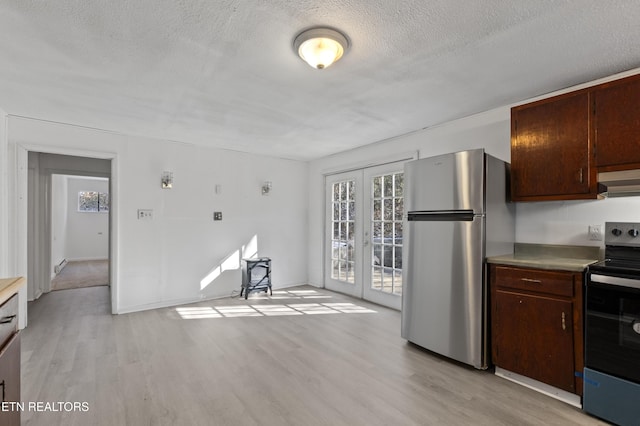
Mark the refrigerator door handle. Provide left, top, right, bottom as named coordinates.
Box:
left=407, top=210, right=476, bottom=222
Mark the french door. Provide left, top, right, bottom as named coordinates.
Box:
left=325, top=163, right=404, bottom=310
left=325, top=171, right=363, bottom=298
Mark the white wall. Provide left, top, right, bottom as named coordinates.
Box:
left=307, top=68, right=640, bottom=287
left=64, top=176, right=109, bottom=261
left=515, top=198, right=640, bottom=245
left=8, top=116, right=309, bottom=313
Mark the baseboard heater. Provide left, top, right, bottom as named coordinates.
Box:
left=54, top=258, right=68, bottom=274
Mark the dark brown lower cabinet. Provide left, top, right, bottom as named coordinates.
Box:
left=490, top=265, right=584, bottom=396
left=0, top=332, right=20, bottom=425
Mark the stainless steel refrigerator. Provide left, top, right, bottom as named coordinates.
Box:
left=401, top=148, right=514, bottom=369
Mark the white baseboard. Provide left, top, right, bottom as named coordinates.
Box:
left=67, top=257, right=109, bottom=262
left=117, top=296, right=221, bottom=315
left=495, top=367, right=582, bottom=408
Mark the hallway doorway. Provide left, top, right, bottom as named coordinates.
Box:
left=28, top=152, right=112, bottom=307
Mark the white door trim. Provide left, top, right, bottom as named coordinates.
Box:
left=321, top=150, right=418, bottom=176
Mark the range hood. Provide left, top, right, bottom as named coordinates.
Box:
left=598, top=169, right=640, bottom=197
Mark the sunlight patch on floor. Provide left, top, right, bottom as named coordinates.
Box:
left=175, top=307, right=222, bottom=319
left=267, top=289, right=332, bottom=300
left=175, top=289, right=378, bottom=320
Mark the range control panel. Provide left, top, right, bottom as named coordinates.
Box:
left=605, top=222, right=640, bottom=246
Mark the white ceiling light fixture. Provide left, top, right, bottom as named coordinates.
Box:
left=294, top=27, right=349, bottom=70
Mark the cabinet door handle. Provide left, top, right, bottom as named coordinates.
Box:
left=0, top=315, right=15, bottom=324
left=520, top=278, right=541, bottom=284
left=562, top=312, right=566, bottom=331
left=578, top=168, right=584, bottom=184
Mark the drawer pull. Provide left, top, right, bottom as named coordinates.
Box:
left=562, top=312, right=566, bottom=331
left=520, top=278, right=542, bottom=284
left=0, top=315, right=16, bottom=324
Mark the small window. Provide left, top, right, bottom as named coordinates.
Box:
left=78, top=191, right=109, bottom=212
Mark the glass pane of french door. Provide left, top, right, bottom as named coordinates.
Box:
left=371, top=173, right=403, bottom=293
left=324, top=171, right=363, bottom=297
left=331, top=180, right=355, bottom=283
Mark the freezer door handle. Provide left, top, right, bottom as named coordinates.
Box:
left=407, top=210, right=476, bottom=221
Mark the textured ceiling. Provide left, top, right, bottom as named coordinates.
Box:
left=1, top=1, right=640, bottom=160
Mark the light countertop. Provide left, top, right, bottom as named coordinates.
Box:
left=0, top=277, right=25, bottom=306
left=487, top=243, right=601, bottom=272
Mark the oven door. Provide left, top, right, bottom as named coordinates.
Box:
left=586, top=272, right=640, bottom=384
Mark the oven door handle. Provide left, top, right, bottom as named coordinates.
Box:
left=590, top=273, right=640, bottom=290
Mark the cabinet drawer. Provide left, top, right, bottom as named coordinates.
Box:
left=0, top=332, right=21, bottom=426
left=0, top=294, right=18, bottom=349
left=493, top=266, right=575, bottom=297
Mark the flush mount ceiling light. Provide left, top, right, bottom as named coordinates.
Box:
left=293, top=27, right=349, bottom=70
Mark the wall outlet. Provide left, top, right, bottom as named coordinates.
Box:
left=138, top=209, right=153, bottom=220
left=588, top=225, right=602, bottom=241
left=213, top=211, right=222, bottom=221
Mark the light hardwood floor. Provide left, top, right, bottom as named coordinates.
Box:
left=21, top=286, right=607, bottom=425
left=50, top=260, right=109, bottom=291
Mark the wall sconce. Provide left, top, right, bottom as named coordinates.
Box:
left=162, top=171, right=173, bottom=189
left=261, top=181, right=272, bottom=196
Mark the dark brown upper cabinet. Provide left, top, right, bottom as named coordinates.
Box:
left=511, top=91, right=596, bottom=201
left=510, top=73, right=640, bottom=201
left=594, top=74, right=640, bottom=171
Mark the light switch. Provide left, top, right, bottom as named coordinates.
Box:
left=138, top=209, right=153, bottom=220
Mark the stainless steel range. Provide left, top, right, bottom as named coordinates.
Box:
left=584, top=222, right=640, bottom=426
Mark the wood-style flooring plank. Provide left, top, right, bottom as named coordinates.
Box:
left=21, top=286, right=607, bottom=425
